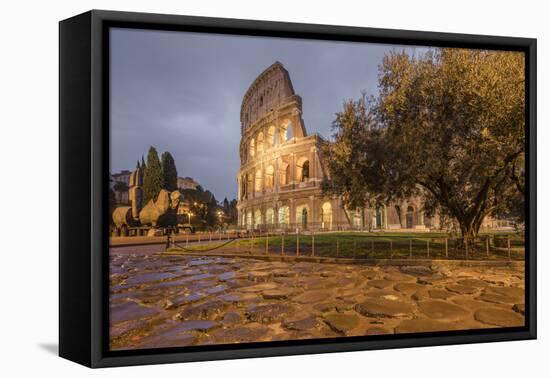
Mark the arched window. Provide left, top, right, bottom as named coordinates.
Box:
left=257, top=132, right=264, bottom=154
left=321, top=202, right=332, bottom=230
left=246, top=174, right=253, bottom=195
left=285, top=165, right=290, bottom=184
left=278, top=206, right=289, bottom=226
left=265, top=165, right=274, bottom=188
left=286, top=122, right=293, bottom=141
left=296, top=158, right=310, bottom=182
left=281, top=122, right=293, bottom=143
left=249, top=139, right=255, bottom=158
left=279, top=162, right=290, bottom=185
left=267, top=126, right=276, bottom=147
left=255, top=169, right=262, bottom=192
left=240, top=176, right=246, bottom=199
left=301, top=160, right=310, bottom=181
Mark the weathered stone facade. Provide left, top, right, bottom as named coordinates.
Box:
left=236, top=62, right=438, bottom=231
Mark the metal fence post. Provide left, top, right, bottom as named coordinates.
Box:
left=312, top=232, right=315, bottom=257
left=507, top=235, right=511, bottom=260
left=389, top=240, right=393, bottom=259
left=445, top=238, right=448, bottom=258
left=296, top=232, right=300, bottom=256
left=198, top=233, right=201, bottom=244
left=486, top=236, right=489, bottom=258
left=409, top=239, right=412, bottom=259
left=250, top=235, right=253, bottom=255
left=427, top=239, right=430, bottom=258
left=265, top=234, right=268, bottom=255
left=209, top=233, right=212, bottom=243
left=336, top=238, right=339, bottom=258
left=281, top=234, right=285, bottom=256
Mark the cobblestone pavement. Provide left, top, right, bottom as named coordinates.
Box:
left=109, top=250, right=525, bottom=350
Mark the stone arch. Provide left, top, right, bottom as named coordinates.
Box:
left=257, top=132, right=264, bottom=154
left=279, top=161, right=290, bottom=185
left=278, top=206, right=290, bottom=227
left=375, top=207, right=382, bottom=229
left=267, top=126, right=276, bottom=147
left=240, top=176, right=246, bottom=199
left=350, top=208, right=362, bottom=229
left=246, top=210, right=252, bottom=230
left=265, top=165, right=274, bottom=188
left=296, top=157, right=310, bottom=182
left=255, top=169, right=262, bottom=192
left=296, top=204, right=309, bottom=229
left=320, top=201, right=333, bottom=230
left=406, top=205, right=415, bottom=229
left=254, top=209, right=262, bottom=228
left=246, top=173, right=253, bottom=195
left=281, top=121, right=293, bottom=142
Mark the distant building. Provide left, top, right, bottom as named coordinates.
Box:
left=177, top=176, right=200, bottom=190
left=111, top=170, right=131, bottom=204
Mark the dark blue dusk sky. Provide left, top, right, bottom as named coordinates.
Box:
left=110, top=28, right=426, bottom=201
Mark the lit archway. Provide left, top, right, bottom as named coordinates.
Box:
left=255, top=169, right=262, bottom=192
left=257, top=132, right=264, bottom=154
left=281, top=122, right=293, bottom=142
left=321, top=202, right=332, bottom=230
left=267, top=126, right=276, bottom=147
left=246, top=211, right=252, bottom=230
left=265, top=165, right=274, bottom=188
left=278, top=206, right=290, bottom=227
left=279, top=162, right=290, bottom=185
left=254, top=209, right=262, bottom=228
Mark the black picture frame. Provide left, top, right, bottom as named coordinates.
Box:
left=59, top=9, right=537, bottom=368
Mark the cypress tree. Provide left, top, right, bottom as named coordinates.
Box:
left=141, top=155, right=146, bottom=170
left=143, top=146, right=163, bottom=203
left=161, top=151, right=178, bottom=191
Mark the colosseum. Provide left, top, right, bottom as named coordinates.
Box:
left=236, top=62, right=507, bottom=232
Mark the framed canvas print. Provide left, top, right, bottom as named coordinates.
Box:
left=59, top=10, right=537, bottom=368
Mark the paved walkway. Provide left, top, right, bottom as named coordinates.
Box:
left=109, top=250, right=525, bottom=350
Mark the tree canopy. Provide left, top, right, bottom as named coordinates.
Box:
left=322, top=48, right=525, bottom=240
left=161, top=151, right=178, bottom=192
left=143, top=146, right=163, bottom=203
